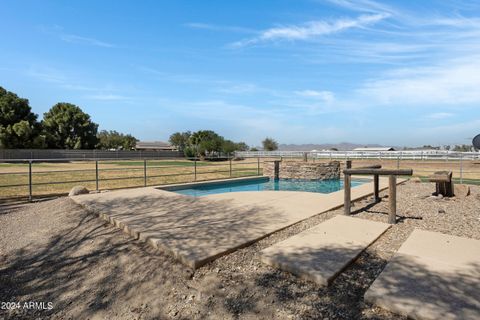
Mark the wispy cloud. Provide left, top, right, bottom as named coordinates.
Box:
left=356, top=56, right=480, bottom=106
left=325, top=0, right=397, bottom=14
left=39, top=25, right=115, bottom=48
left=85, top=94, right=130, bottom=101
left=231, top=13, right=389, bottom=47
left=184, top=22, right=255, bottom=34
left=295, top=90, right=335, bottom=102
left=59, top=34, right=115, bottom=48
left=426, top=112, right=454, bottom=119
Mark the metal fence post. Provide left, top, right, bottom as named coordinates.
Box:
left=460, top=155, right=463, bottom=184
left=397, top=155, right=400, bottom=169
left=28, top=161, right=32, bottom=202
left=95, top=160, right=99, bottom=191
left=229, top=157, right=232, bottom=177
left=194, top=158, right=197, bottom=181
left=144, top=159, right=147, bottom=187
left=257, top=157, right=260, bottom=175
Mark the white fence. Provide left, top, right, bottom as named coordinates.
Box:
left=236, top=150, right=480, bottom=161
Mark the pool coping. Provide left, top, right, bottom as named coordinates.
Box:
left=155, top=175, right=373, bottom=194
left=72, top=176, right=406, bottom=269
left=156, top=175, right=269, bottom=191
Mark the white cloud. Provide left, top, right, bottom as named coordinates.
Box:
left=231, top=13, right=389, bottom=47
left=325, top=0, right=397, bottom=15
left=295, top=90, right=335, bottom=102
left=184, top=23, right=255, bottom=34
left=426, top=112, right=454, bottom=119
left=356, top=56, right=480, bottom=106
left=86, top=94, right=130, bottom=101
left=59, top=34, right=115, bottom=48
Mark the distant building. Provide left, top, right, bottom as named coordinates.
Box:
left=135, top=141, right=176, bottom=151
left=353, top=147, right=395, bottom=152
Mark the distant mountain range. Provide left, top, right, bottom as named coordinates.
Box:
left=277, top=142, right=386, bottom=151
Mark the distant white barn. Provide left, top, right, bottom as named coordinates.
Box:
left=353, top=147, right=395, bottom=152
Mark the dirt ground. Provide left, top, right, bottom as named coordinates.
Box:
left=0, top=181, right=479, bottom=319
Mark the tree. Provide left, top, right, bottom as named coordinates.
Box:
left=0, top=86, right=44, bottom=148
left=97, top=130, right=137, bottom=150
left=189, top=130, right=224, bottom=157
left=262, top=137, right=278, bottom=151
left=235, top=142, right=249, bottom=151
left=453, top=144, right=472, bottom=152
left=169, top=131, right=191, bottom=151
left=42, top=103, right=98, bottom=149
left=222, top=139, right=237, bottom=155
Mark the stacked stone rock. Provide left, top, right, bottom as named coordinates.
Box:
left=263, top=160, right=340, bottom=180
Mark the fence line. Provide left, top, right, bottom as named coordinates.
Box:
left=0, top=157, right=262, bottom=202
left=236, top=150, right=480, bottom=161
left=0, top=149, right=182, bottom=160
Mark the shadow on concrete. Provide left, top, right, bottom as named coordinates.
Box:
left=366, top=254, right=480, bottom=319
left=74, top=191, right=293, bottom=268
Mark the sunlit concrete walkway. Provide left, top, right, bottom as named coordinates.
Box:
left=365, top=229, right=480, bottom=320
left=71, top=177, right=392, bottom=269
left=261, top=215, right=390, bottom=286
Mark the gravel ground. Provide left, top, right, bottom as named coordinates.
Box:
left=0, top=181, right=479, bottom=319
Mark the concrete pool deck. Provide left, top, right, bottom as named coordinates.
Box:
left=71, top=176, right=400, bottom=269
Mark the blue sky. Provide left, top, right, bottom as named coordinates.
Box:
left=1, top=0, right=480, bottom=147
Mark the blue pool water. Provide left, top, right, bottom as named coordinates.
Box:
left=173, top=178, right=369, bottom=197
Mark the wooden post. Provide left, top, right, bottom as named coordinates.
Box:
left=344, top=173, right=351, bottom=215
left=388, top=175, right=397, bottom=224
left=373, top=174, right=379, bottom=203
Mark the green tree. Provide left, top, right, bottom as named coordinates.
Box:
left=453, top=144, right=472, bottom=152
left=262, top=137, right=278, bottom=151
left=42, top=103, right=98, bottom=149
left=222, top=139, right=237, bottom=155
left=97, top=130, right=137, bottom=150
left=189, top=130, right=224, bottom=157
left=169, top=131, right=191, bottom=151
left=0, top=86, right=44, bottom=148
left=235, top=142, right=249, bottom=151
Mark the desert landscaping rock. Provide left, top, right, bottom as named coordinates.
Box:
left=68, top=185, right=90, bottom=196
left=1, top=180, right=479, bottom=319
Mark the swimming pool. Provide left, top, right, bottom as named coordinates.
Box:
left=172, top=177, right=369, bottom=197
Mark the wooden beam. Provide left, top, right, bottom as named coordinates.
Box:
left=355, top=164, right=382, bottom=170
left=388, top=175, right=397, bottom=224
left=343, top=168, right=413, bottom=176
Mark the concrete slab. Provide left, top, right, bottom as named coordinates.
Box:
left=260, top=215, right=391, bottom=286
left=71, top=176, right=396, bottom=269
left=365, top=229, right=480, bottom=320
